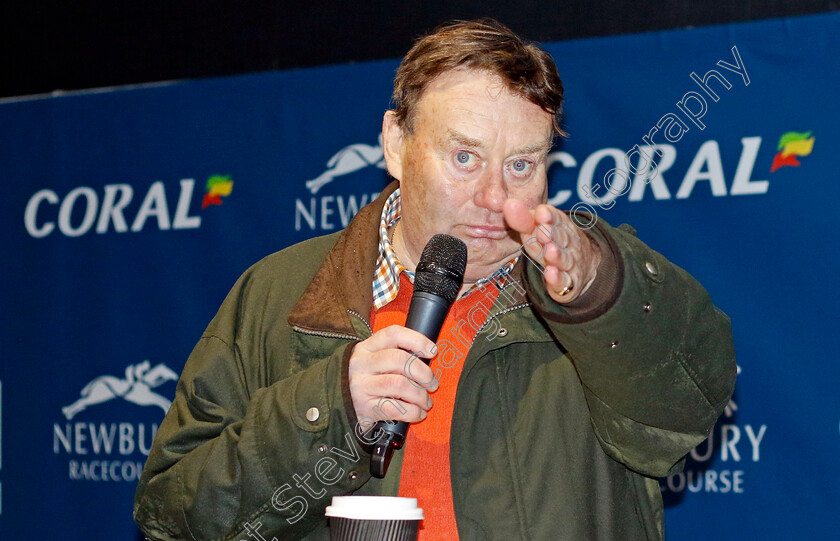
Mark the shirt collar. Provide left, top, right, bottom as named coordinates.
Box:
left=372, top=189, right=518, bottom=310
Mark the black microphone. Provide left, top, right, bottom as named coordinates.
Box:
left=369, top=233, right=467, bottom=478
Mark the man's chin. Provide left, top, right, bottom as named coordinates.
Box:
left=463, top=248, right=520, bottom=282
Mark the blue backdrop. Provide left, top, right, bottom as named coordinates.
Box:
left=2, top=11, right=838, bottom=539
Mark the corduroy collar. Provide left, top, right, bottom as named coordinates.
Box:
left=287, top=181, right=399, bottom=338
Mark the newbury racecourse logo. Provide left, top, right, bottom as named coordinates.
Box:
left=61, top=361, right=177, bottom=420
left=295, top=135, right=385, bottom=231
left=53, top=361, right=175, bottom=482
left=305, top=134, right=385, bottom=194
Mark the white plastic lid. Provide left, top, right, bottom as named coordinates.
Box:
left=325, top=496, right=424, bottom=521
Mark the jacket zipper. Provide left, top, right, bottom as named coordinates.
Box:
left=347, top=309, right=373, bottom=335
left=291, top=325, right=359, bottom=341
left=477, top=302, right=531, bottom=335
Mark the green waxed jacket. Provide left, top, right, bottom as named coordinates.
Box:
left=134, top=182, right=736, bottom=540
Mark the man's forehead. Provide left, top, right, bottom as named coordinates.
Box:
left=420, top=68, right=509, bottom=102
left=410, top=69, right=553, bottom=148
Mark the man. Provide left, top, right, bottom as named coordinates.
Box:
left=134, top=19, right=736, bottom=540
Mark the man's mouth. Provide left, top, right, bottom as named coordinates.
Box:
left=462, top=225, right=509, bottom=240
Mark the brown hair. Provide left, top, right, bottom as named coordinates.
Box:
left=392, top=18, right=566, bottom=137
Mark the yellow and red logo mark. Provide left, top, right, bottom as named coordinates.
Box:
left=771, top=131, right=814, bottom=173
left=202, top=175, right=234, bottom=209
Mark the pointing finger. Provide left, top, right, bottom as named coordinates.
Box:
left=502, top=199, right=536, bottom=234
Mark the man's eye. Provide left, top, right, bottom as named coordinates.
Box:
left=455, top=151, right=474, bottom=166
left=511, top=159, right=532, bottom=174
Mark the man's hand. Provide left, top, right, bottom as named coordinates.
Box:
left=503, top=199, right=601, bottom=304
left=348, top=325, right=439, bottom=426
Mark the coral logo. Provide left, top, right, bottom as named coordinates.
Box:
left=202, top=174, right=234, bottom=209
left=770, top=130, right=814, bottom=172
left=61, top=361, right=177, bottom=420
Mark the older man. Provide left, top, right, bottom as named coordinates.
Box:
left=135, top=19, right=735, bottom=541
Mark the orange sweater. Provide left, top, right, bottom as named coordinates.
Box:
left=370, top=273, right=500, bottom=540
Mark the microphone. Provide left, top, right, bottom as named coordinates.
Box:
left=369, top=233, right=467, bottom=478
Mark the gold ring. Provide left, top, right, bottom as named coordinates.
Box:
left=558, top=273, right=574, bottom=297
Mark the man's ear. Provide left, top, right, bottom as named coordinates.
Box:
left=382, top=110, right=405, bottom=181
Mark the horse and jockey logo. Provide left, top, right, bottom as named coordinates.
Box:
left=305, top=133, right=386, bottom=194
left=61, top=361, right=178, bottom=420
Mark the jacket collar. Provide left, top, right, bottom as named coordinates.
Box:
left=287, top=181, right=398, bottom=338
left=287, top=180, right=529, bottom=337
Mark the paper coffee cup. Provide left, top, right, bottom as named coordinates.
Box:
left=325, top=496, right=423, bottom=541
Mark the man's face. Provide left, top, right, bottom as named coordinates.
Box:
left=384, top=68, right=554, bottom=284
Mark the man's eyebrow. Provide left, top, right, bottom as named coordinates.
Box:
left=445, top=130, right=553, bottom=155
left=512, top=140, right=553, bottom=155
left=446, top=129, right=484, bottom=148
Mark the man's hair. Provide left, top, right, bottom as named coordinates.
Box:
left=392, top=18, right=566, bottom=137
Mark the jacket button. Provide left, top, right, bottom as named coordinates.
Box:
left=643, top=302, right=652, bottom=312
left=349, top=471, right=358, bottom=480
left=306, top=407, right=320, bottom=422
left=497, top=328, right=508, bottom=337
left=610, top=341, right=619, bottom=348
left=645, top=261, right=658, bottom=276
left=318, top=444, right=327, bottom=453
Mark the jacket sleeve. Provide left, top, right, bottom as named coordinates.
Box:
left=133, top=257, right=368, bottom=540
left=522, top=218, right=737, bottom=478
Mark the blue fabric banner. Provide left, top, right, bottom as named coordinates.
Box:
left=1, top=11, right=838, bottom=539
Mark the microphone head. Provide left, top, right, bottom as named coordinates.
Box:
left=414, top=234, right=468, bottom=303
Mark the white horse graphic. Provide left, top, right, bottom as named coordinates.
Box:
left=62, top=361, right=178, bottom=420
left=305, top=133, right=386, bottom=194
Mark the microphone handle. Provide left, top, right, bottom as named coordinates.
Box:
left=369, top=292, right=451, bottom=478
left=405, top=292, right=451, bottom=339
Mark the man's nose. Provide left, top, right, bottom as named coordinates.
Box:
left=474, top=167, right=506, bottom=212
